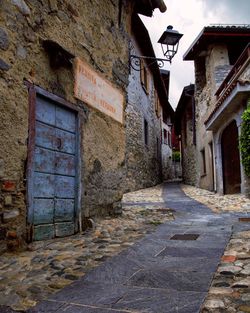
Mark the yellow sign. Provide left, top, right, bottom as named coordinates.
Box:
left=74, top=58, right=124, bottom=124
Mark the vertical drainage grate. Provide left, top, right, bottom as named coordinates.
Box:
left=170, top=234, right=199, bottom=240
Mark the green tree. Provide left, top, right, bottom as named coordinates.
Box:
left=172, top=151, right=181, bottom=162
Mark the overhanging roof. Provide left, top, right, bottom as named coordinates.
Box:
left=184, top=25, right=250, bottom=60
left=134, top=0, right=167, bottom=17
left=174, top=84, right=194, bottom=135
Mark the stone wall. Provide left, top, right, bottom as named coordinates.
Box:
left=125, top=39, right=162, bottom=191
left=180, top=99, right=197, bottom=186
left=0, top=0, right=135, bottom=251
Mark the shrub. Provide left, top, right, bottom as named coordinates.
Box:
left=240, top=106, right=250, bottom=177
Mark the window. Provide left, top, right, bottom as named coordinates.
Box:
left=168, top=131, right=172, bottom=148
left=154, top=90, right=161, bottom=118
left=118, top=0, right=122, bottom=27
left=227, top=43, right=246, bottom=65
left=163, top=129, right=172, bottom=147
left=182, top=113, right=187, bottom=147
left=144, top=119, right=148, bottom=146
left=201, top=149, right=206, bottom=176
left=163, top=129, right=168, bottom=145
left=156, top=137, right=160, bottom=159
left=140, top=60, right=149, bottom=93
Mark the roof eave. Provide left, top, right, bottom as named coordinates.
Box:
left=183, top=28, right=206, bottom=61
left=134, top=0, right=166, bottom=17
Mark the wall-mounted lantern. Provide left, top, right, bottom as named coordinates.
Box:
left=130, top=25, right=183, bottom=71
left=158, top=25, right=183, bottom=63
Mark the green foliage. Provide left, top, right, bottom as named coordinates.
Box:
left=148, top=220, right=162, bottom=226
left=172, top=151, right=181, bottom=162
left=240, top=106, right=250, bottom=177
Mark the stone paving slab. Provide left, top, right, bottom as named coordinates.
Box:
left=152, top=256, right=220, bottom=273
left=233, top=221, right=250, bottom=232
left=31, top=280, right=205, bottom=313
left=28, top=291, right=206, bottom=313
left=82, top=253, right=141, bottom=284
left=112, top=288, right=206, bottom=313
left=28, top=301, right=129, bottom=313
left=157, top=246, right=224, bottom=258
left=151, top=237, right=229, bottom=249
left=48, top=281, right=134, bottom=307
left=126, top=267, right=214, bottom=291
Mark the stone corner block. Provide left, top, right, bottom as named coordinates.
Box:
left=0, top=58, right=11, bottom=71
left=0, top=28, right=9, bottom=51
left=11, top=0, right=31, bottom=16
left=3, top=209, right=20, bottom=222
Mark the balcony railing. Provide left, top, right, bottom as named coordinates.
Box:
left=215, top=43, right=250, bottom=99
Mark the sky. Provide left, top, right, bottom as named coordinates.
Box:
left=141, top=0, right=250, bottom=109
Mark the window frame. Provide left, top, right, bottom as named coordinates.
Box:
left=200, top=148, right=207, bottom=176
left=144, top=119, right=149, bottom=146
left=154, top=90, right=161, bottom=118
left=163, top=129, right=168, bottom=145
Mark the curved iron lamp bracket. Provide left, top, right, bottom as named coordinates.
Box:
left=130, top=55, right=171, bottom=71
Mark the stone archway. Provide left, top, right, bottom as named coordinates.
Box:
left=221, top=120, right=241, bottom=194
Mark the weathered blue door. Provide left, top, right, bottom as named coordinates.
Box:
left=29, top=95, right=78, bottom=240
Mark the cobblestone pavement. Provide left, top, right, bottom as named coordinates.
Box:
left=201, top=226, right=250, bottom=313
left=182, top=184, right=250, bottom=213
left=181, top=185, right=250, bottom=313
left=1, top=183, right=250, bottom=313
left=0, top=185, right=174, bottom=311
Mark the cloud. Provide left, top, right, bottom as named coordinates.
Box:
left=200, top=0, right=250, bottom=22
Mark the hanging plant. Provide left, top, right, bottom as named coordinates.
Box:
left=240, top=106, right=250, bottom=177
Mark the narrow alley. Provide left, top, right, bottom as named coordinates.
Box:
left=1, top=1, right=250, bottom=313
left=1, top=183, right=250, bottom=313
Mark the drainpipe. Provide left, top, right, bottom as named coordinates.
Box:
left=192, top=96, right=196, bottom=146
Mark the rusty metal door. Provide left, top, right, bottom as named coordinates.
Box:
left=221, top=120, right=241, bottom=194
left=28, top=94, right=79, bottom=240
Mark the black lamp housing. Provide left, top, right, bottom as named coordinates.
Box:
left=158, top=25, right=183, bottom=63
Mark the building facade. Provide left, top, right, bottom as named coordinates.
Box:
left=182, top=25, right=250, bottom=195
left=125, top=14, right=173, bottom=190
left=205, top=44, right=250, bottom=196
left=160, top=71, right=176, bottom=181
left=175, top=84, right=197, bottom=185
left=0, top=0, right=167, bottom=251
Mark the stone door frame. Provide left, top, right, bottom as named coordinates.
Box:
left=214, top=113, right=243, bottom=195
